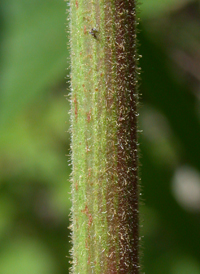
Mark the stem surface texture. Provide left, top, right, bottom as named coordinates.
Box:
left=70, top=0, right=139, bottom=273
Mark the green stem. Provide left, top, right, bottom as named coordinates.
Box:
left=70, top=0, right=139, bottom=273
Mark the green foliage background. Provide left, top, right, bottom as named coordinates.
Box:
left=0, top=0, right=200, bottom=273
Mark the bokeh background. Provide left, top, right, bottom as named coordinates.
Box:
left=0, top=0, right=200, bottom=273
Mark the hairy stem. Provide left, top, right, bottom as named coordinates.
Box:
left=70, top=0, right=140, bottom=273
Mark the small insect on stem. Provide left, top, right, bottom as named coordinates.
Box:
left=89, top=28, right=99, bottom=39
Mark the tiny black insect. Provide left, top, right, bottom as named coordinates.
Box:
left=89, top=28, right=98, bottom=39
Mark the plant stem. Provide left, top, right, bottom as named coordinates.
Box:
left=70, top=0, right=139, bottom=273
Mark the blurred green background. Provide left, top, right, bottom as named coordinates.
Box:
left=0, top=0, right=200, bottom=273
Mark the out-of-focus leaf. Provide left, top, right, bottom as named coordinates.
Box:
left=0, top=237, right=56, bottom=274
left=139, top=28, right=200, bottom=171
left=154, top=252, right=200, bottom=274
left=0, top=0, right=69, bottom=128
left=0, top=196, right=15, bottom=237
left=138, top=24, right=200, bottom=274
left=140, top=0, right=194, bottom=18
left=0, top=96, right=70, bottom=184
left=49, top=178, right=71, bottom=219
